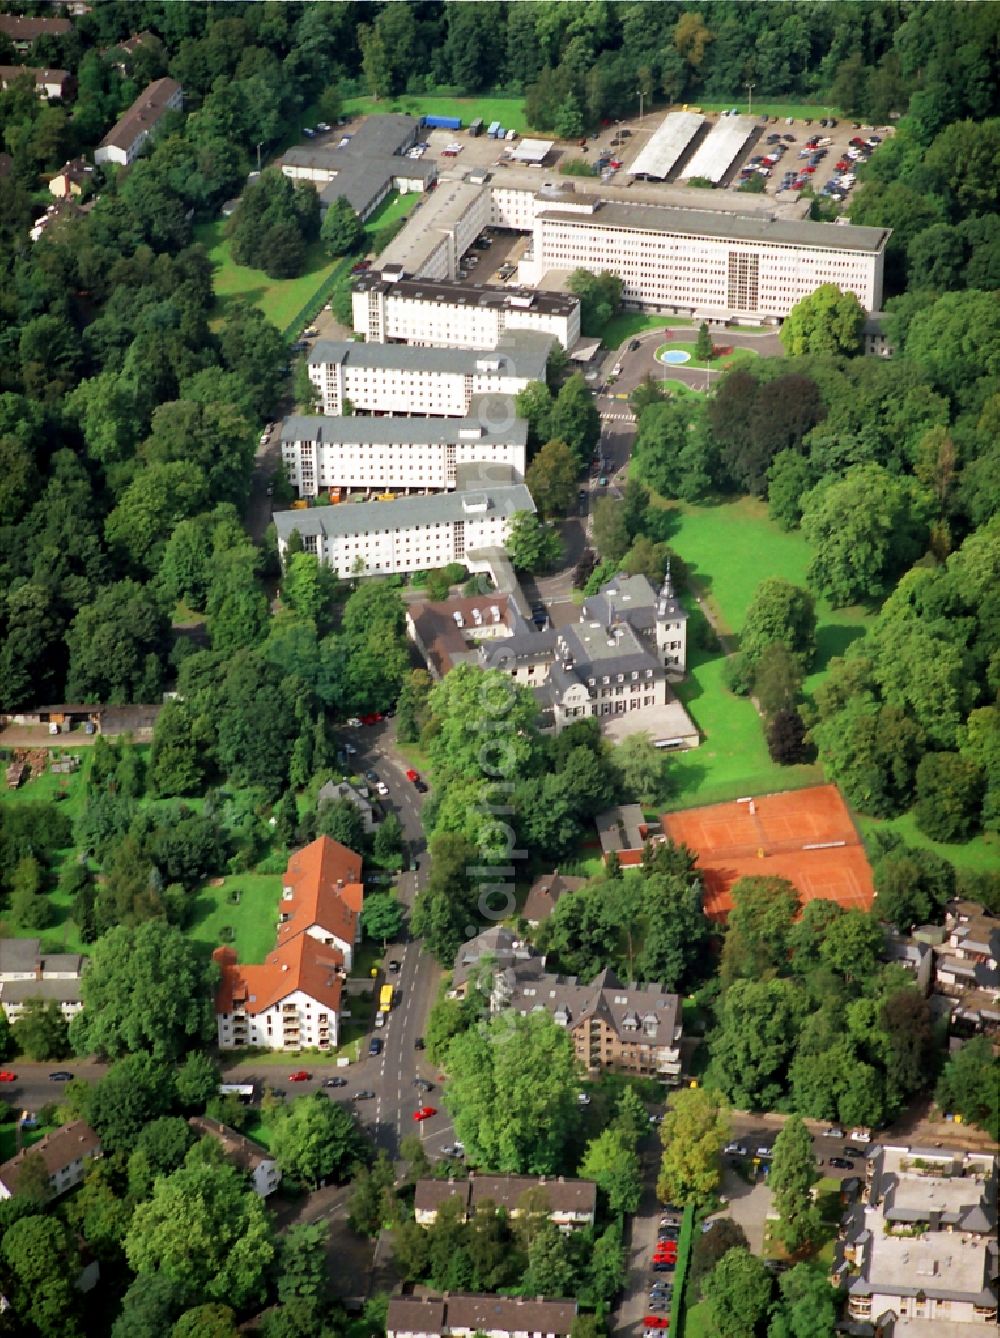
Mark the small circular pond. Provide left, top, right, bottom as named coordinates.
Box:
left=657, top=348, right=692, bottom=365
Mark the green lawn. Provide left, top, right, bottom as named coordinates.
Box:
left=859, top=810, right=999, bottom=876
left=341, top=93, right=532, bottom=135
left=601, top=313, right=692, bottom=348
left=364, top=189, right=421, bottom=235
left=0, top=1121, right=57, bottom=1162
left=694, top=99, right=842, bottom=121
left=0, top=752, right=90, bottom=822
left=683, top=1299, right=713, bottom=1338
left=187, top=873, right=283, bottom=964
left=193, top=220, right=344, bottom=331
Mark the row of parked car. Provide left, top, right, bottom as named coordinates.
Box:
left=644, top=1205, right=682, bottom=1333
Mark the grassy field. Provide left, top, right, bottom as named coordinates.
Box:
left=694, top=99, right=842, bottom=121
left=859, top=810, right=999, bottom=875
left=683, top=1299, right=712, bottom=1338
left=341, top=93, right=532, bottom=135
left=601, top=313, right=692, bottom=348
left=0, top=1120, right=56, bottom=1162
left=364, top=189, right=422, bottom=234
left=187, top=873, right=283, bottom=964
left=193, top=220, right=343, bottom=330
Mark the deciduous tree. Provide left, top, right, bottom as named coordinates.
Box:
left=656, top=1085, right=730, bottom=1206
left=769, top=1116, right=819, bottom=1254
left=779, top=284, right=864, bottom=356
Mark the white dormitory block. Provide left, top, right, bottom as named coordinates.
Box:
left=306, top=333, right=553, bottom=417
left=280, top=403, right=528, bottom=497
left=273, top=475, right=535, bottom=580
left=352, top=272, right=580, bottom=351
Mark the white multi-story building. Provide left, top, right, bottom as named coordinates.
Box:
left=94, top=77, right=183, bottom=166
left=387, top=1295, right=577, bottom=1338
left=280, top=402, right=528, bottom=497
left=0, top=937, right=84, bottom=1024
left=523, top=199, right=888, bottom=319
left=213, top=935, right=345, bottom=1052
left=307, top=335, right=552, bottom=417
left=274, top=472, right=535, bottom=579
left=352, top=271, right=580, bottom=350
left=188, top=1117, right=281, bottom=1198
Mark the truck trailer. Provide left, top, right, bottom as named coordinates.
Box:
left=422, top=114, right=462, bottom=131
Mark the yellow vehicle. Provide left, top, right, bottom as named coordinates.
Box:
left=375, top=983, right=394, bottom=1027
left=376, top=492, right=396, bottom=502
left=291, top=499, right=309, bottom=510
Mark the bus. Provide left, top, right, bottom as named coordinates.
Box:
left=375, top=983, right=394, bottom=1027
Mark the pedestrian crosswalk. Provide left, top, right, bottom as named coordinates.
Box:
left=600, top=412, right=635, bottom=423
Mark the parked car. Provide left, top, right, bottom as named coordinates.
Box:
left=302, top=127, right=315, bottom=138
left=414, top=1037, right=425, bottom=1050
left=646, top=1300, right=670, bottom=1314
left=413, top=1106, right=437, bottom=1122
left=323, top=1076, right=348, bottom=1088
left=413, top=1077, right=434, bottom=1091
left=368, top=1037, right=382, bottom=1057
left=442, top=1142, right=466, bottom=1157
left=651, top=1261, right=675, bottom=1273
left=289, top=1070, right=311, bottom=1082
left=355, top=1089, right=375, bottom=1100
left=316, top=122, right=331, bottom=132
left=405, top=769, right=420, bottom=783
left=724, top=1141, right=749, bottom=1155
left=49, top=1071, right=74, bottom=1081
left=822, top=1128, right=844, bottom=1139
left=577, top=1092, right=591, bottom=1106
left=644, top=1316, right=670, bottom=1329
left=830, top=1157, right=855, bottom=1170
left=364, top=769, right=379, bottom=784
left=387, top=959, right=401, bottom=973
left=375, top=781, right=389, bottom=796
left=842, top=1145, right=866, bottom=1158
left=414, top=779, right=429, bottom=793
left=658, top=1227, right=680, bottom=1241
left=0, top=1072, right=16, bottom=1082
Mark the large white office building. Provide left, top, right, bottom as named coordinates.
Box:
left=280, top=401, right=527, bottom=497
left=522, top=199, right=888, bottom=319
left=306, top=334, right=552, bottom=416
left=274, top=471, right=535, bottom=578
left=352, top=271, right=580, bottom=350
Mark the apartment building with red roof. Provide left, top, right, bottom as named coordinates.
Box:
left=212, top=836, right=364, bottom=1052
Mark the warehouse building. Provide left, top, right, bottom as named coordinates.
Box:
left=352, top=270, right=580, bottom=349
left=274, top=469, right=534, bottom=579
left=306, top=333, right=552, bottom=416
left=281, top=114, right=436, bottom=218
left=280, top=401, right=527, bottom=496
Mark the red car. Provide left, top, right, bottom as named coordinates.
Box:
left=0, top=1072, right=16, bottom=1082
left=644, top=1319, right=670, bottom=1330
left=654, top=1247, right=678, bottom=1260
left=289, top=1070, right=311, bottom=1082
left=413, top=1106, right=437, bottom=1121
left=360, top=712, right=383, bottom=726
left=405, top=769, right=420, bottom=783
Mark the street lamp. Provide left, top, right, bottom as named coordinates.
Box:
left=255, top=140, right=264, bottom=172
left=637, top=89, right=645, bottom=121
left=745, top=82, right=756, bottom=118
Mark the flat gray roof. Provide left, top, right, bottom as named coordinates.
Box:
left=377, top=175, right=487, bottom=270
left=275, top=480, right=534, bottom=541
left=355, top=271, right=578, bottom=317
left=630, top=112, right=704, bottom=180
left=281, top=408, right=527, bottom=449
left=682, top=115, right=756, bottom=183
left=308, top=332, right=553, bottom=380
left=538, top=199, right=889, bottom=253
left=863, top=1232, right=991, bottom=1300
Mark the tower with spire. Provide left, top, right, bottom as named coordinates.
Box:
left=655, top=559, right=688, bottom=678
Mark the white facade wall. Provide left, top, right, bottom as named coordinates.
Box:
left=94, top=83, right=183, bottom=166
left=352, top=287, right=579, bottom=350
left=284, top=432, right=525, bottom=497
left=296, top=510, right=517, bottom=580
left=529, top=211, right=883, bottom=318
left=251, top=1158, right=281, bottom=1198
left=216, top=987, right=339, bottom=1052
left=490, top=183, right=540, bottom=231
left=308, top=360, right=537, bottom=417
left=0, top=995, right=82, bottom=1024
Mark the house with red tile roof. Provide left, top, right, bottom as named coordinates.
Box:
left=277, top=835, right=364, bottom=969
left=213, top=935, right=345, bottom=1052
left=212, top=835, right=364, bottom=1051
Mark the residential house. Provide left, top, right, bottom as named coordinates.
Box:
left=522, top=872, right=586, bottom=927
left=48, top=155, right=93, bottom=198
left=386, top=1294, right=577, bottom=1338
left=0, top=15, right=72, bottom=51
left=317, top=778, right=376, bottom=834
left=104, top=30, right=158, bottom=72
left=933, top=905, right=1000, bottom=1036
left=94, top=77, right=183, bottom=167
left=188, top=1117, right=281, bottom=1197
left=0, top=65, right=75, bottom=98
left=454, top=927, right=684, bottom=1080
left=277, top=834, right=364, bottom=970
left=840, top=1144, right=998, bottom=1329
left=0, top=1121, right=101, bottom=1200
left=413, top=1174, right=596, bottom=1231
left=407, top=595, right=515, bottom=679
left=882, top=931, right=934, bottom=995
left=0, top=937, right=84, bottom=1023
left=595, top=804, right=656, bottom=868
left=213, top=935, right=345, bottom=1052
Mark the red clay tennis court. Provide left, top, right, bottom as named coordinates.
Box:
left=662, top=784, right=874, bottom=920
